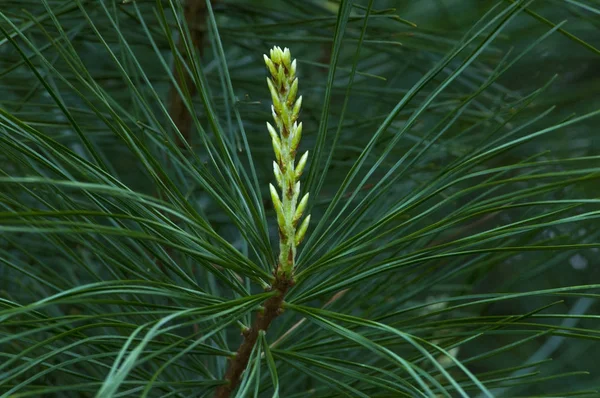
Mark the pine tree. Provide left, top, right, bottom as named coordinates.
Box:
left=1, top=1, right=600, bottom=397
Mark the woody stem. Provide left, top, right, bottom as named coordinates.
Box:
left=213, top=274, right=293, bottom=398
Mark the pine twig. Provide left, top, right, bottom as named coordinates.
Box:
left=214, top=46, right=310, bottom=398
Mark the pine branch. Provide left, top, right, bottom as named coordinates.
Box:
left=214, top=45, right=311, bottom=398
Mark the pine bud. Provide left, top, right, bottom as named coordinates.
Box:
left=264, top=46, right=311, bottom=276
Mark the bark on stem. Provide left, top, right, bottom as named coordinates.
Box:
left=214, top=273, right=294, bottom=398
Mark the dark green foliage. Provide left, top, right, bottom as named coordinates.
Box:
left=1, top=0, right=599, bottom=396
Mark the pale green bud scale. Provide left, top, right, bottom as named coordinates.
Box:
left=264, top=55, right=277, bottom=78
left=294, top=193, right=309, bottom=225
left=282, top=47, right=291, bottom=69
left=295, top=215, right=311, bottom=246
left=291, top=122, right=302, bottom=152
left=273, top=161, right=283, bottom=188
left=288, top=78, right=298, bottom=107
left=295, top=151, right=308, bottom=179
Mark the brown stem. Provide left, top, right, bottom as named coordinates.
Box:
left=168, top=0, right=207, bottom=148
left=214, top=272, right=294, bottom=398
